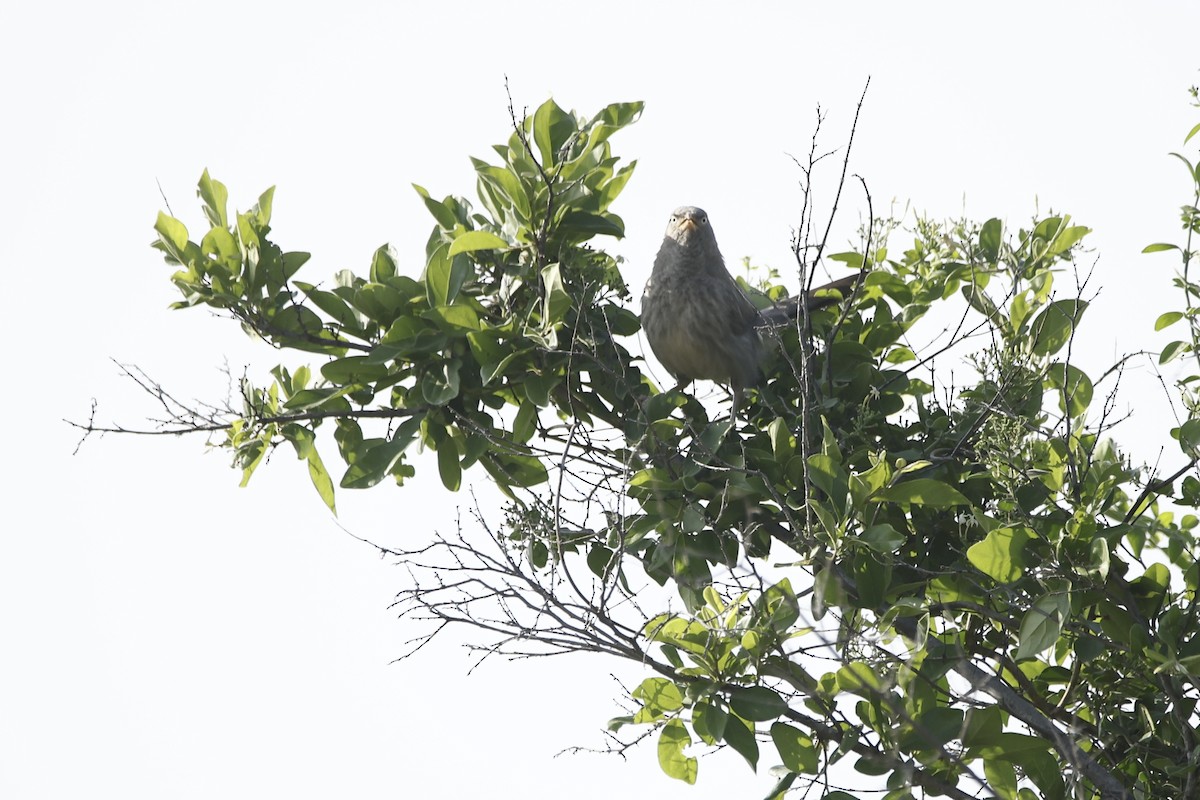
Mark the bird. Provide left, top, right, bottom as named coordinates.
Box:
left=640, top=206, right=863, bottom=411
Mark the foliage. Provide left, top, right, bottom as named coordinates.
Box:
left=129, top=92, right=1200, bottom=799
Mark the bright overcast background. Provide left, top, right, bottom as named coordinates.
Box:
left=4, top=2, right=1199, bottom=798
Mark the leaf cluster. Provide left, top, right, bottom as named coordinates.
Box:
left=142, top=96, right=1200, bottom=800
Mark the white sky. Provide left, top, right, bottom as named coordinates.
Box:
left=4, top=2, right=1199, bottom=798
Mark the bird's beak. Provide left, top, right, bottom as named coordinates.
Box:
left=677, top=217, right=697, bottom=232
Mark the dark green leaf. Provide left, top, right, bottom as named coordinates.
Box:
left=692, top=701, right=727, bottom=745
left=721, top=714, right=759, bottom=770
left=979, top=218, right=1002, bottom=261
left=420, top=359, right=461, bottom=405
left=321, top=356, right=390, bottom=385
left=729, top=686, right=787, bottom=721
left=1030, top=300, right=1088, bottom=357
left=437, top=438, right=461, bottom=492
left=340, top=416, right=422, bottom=489
left=481, top=451, right=548, bottom=489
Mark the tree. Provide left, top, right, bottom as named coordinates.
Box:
left=78, top=88, right=1200, bottom=799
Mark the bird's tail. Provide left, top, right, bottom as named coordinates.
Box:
left=756, top=270, right=866, bottom=327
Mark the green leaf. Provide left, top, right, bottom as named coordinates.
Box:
left=729, top=686, right=787, bottom=721
left=754, top=579, right=800, bottom=634
left=657, top=719, right=697, bottom=784
left=197, top=169, right=229, bottom=229
left=370, top=244, right=398, bottom=282
left=900, top=707, right=964, bottom=750
left=963, top=707, right=1004, bottom=748
left=558, top=210, right=625, bottom=239
left=421, top=359, right=461, bottom=405
left=436, top=438, right=461, bottom=492
left=424, top=242, right=471, bottom=307
left=448, top=230, right=510, bottom=256
left=836, top=662, right=882, bottom=696
left=1044, top=224, right=1090, bottom=257
left=1155, top=311, right=1184, bottom=330
left=321, top=356, right=391, bottom=385
left=1186, top=121, right=1200, bottom=145
left=1129, top=562, right=1170, bottom=616
left=721, top=714, right=759, bottom=770
left=481, top=451, right=548, bottom=489
left=295, top=282, right=363, bottom=333
left=692, top=701, right=727, bottom=745
left=154, top=211, right=190, bottom=258
left=1178, top=418, right=1200, bottom=454
left=200, top=227, right=239, bottom=267
left=1045, top=362, right=1093, bottom=417
left=645, top=616, right=715, bottom=656
left=306, top=447, right=337, bottom=514
left=1143, top=242, right=1180, bottom=254
left=1014, top=591, right=1070, bottom=661
left=770, top=723, right=819, bottom=774
left=768, top=418, right=795, bottom=462
left=984, top=759, right=1019, bottom=800
left=860, top=523, right=905, bottom=554
left=805, top=453, right=847, bottom=506
left=634, top=678, right=684, bottom=716
left=967, top=526, right=1033, bottom=583
left=252, top=186, right=275, bottom=227
left=979, top=218, right=1002, bottom=261
left=1161, top=339, right=1190, bottom=364
left=1030, top=299, right=1088, bottom=357
left=270, top=306, right=344, bottom=353
left=875, top=478, right=970, bottom=507
left=593, top=305, right=638, bottom=338
left=531, top=97, right=574, bottom=167
left=1012, top=748, right=1065, bottom=800
left=541, top=262, right=573, bottom=325
left=412, top=184, right=457, bottom=230
left=340, top=416, right=422, bottom=489
left=427, top=304, right=481, bottom=331
left=472, top=160, right=533, bottom=222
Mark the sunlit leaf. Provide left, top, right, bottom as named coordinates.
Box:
left=967, top=526, right=1033, bottom=583
left=1014, top=591, right=1070, bottom=661
left=770, top=723, right=819, bottom=774
left=448, top=230, right=510, bottom=255
left=875, top=478, right=970, bottom=507
left=657, top=720, right=697, bottom=784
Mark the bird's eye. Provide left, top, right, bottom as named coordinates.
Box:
left=700, top=215, right=708, bottom=224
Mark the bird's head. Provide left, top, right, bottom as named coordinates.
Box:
left=665, top=206, right=714, bottom=248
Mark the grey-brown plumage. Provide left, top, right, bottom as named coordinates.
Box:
left=641, top=206, right=862, bottom=410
